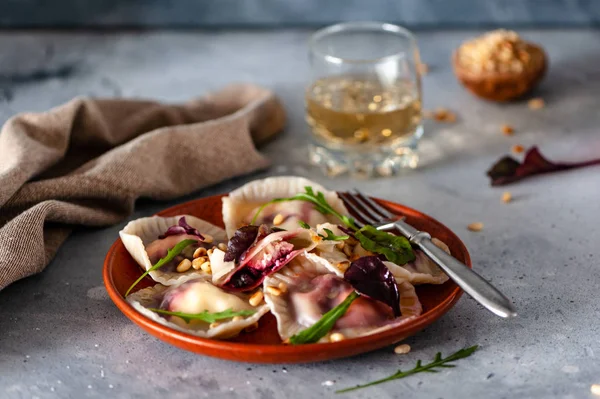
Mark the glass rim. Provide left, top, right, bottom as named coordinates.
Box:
left=309, top=21, right=417, bottom=65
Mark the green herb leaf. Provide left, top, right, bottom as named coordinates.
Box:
left=355, top=225, right=415, bottom=264
left=298, top=220, right=311, bottom=229
left=289, top=291, right=360, bottom=345
left=125, top=239, right=197, bottom=296
left=319, top=228, right=349, bottom=241
left=336, top=345, right=479, bottom=393
left=251, top=186, right=359, bottom=230
left=148, top=308, right=256, bottom=324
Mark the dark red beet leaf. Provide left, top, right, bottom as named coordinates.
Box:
left=223, top=225, right=260, bottom=263
left=158, top=217, right=204, bottom=240
left=344, top=256, right=401, bottom=317
left=487, top=146, right=600, bottom=186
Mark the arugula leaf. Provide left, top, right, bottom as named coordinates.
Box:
left=298, top=221, right=348, bottom=241
left=336, top=346, right=479, bottom=393
left=148, top=308, right=256, bottom=324
left=251, top=186, right=359, bottom=230
left=289, top=291, right=359, bottom=345
left=125, top=239, right=197, bottom=296
left=298, top=220, right=311, bottom=229
left=320, top=228, right=349, bottom=241
left=355, top=225, right=415, bottom=265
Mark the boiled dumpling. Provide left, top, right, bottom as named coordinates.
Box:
left=263, top=254, right=422, bottom=342
left=218, top=226, right=322, bottom=291
left=127, top=279, right=269, bottom=339
left=119, top=215, right=227, bottom=286
left=222, top=176, right=349, bottom=237
left=388, top=238, right=451, bottom=285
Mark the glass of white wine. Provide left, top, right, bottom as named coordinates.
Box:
left=306, top=22, right=423, bottom=177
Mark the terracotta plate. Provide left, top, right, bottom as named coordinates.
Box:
left=103, top=194, right=471, bottom=363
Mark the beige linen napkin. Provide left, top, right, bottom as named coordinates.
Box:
left=0, top=84, right=285, bottom=291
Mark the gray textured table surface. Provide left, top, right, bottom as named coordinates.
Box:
left=1, top=29, right=599, bottom=399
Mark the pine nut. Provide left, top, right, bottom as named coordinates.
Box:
left=528, top=97, right=545, bottom=110
left=346, top=236, right=358, bottom=246
left=336, top=261, right=350, bottom=272
left=200, top=261, right=211, bottom=273
left=176, top=259, right=192, bottom=273
left=272, top=213, right=285, bottom=226
left=329, top=333, right=345, bottom=342
left=394, top=344, right=411, bottom=354
left=335, top=242, right=345, bottom=250
left=202, top=234, right=214, bottom=244
left=342, top=245, right=353, bottom=257
left=209, top=322, right=220, bottom=329
left=207, top=248, right=214, bottom=256
left=501, top=124, right=514, bottom=135
left=217, top=243, right=228, bottom=252
left=278, top=282, right=288, bottom=293
left=244, top=322, right=259, bottom=332
left=249, top=291, right=264, bottom=306
left=232, top=316, right=245, bottom=322
left=512, top=144, right=525, bottom=154
left=467, top=222, right=484, bottom=232
left=502, top=191, right=512, bottom=203
left=192, top=257, right=206, bottom=270
left=193, top=247, right=207, bottom=258
left=266, top=286, right=282, bottom=296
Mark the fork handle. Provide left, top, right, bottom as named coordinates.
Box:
left=381, top=220, right=517, bottom=318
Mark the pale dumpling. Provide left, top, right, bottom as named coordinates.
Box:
left=127, top=279, right=269, bottom=339
left=388, top=238, right=451, bottom=285
left=221, top=176, right=349, bottom=237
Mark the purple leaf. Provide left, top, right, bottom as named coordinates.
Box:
left=344, top=256, right=401, bottom=317
left=224, top=225, right=260, bottom=263
left=158, top=217, right=204, bottom=240
left=487, top=146, right=600, bottom=186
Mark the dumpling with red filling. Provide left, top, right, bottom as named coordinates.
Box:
left=119, top=215, right=227, bottom=286
left=215, top=225, right=322, bottom=292
left=222, top=176, right=349, bottom=237
left=263, top=254, right=422, bottom=342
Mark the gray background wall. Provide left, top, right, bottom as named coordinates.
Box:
left=0, top=0, right=599, bottom=28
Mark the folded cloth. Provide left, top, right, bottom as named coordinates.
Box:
left=0, top=84, right=285, bottom=291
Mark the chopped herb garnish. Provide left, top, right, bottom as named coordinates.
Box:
left=336, top=346, right=479, bottom=393
left=148, top=308, right=256, bottom=323
left=251, top=186, right=359, bottom=230
left=125, top=239, right=197, bottom=296
left=298, top=220, right=311, bottom=229
left=355, top=225, right=415, bottom=265
left=289, top=291, right=359, bottom=345
left=319, top=228, right=349, bottom=241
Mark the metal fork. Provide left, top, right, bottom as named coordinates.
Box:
left=339, top=189, right=517, bottom=318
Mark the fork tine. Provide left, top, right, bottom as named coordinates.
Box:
left=346, top=190, right=390, bottom=223
left=339, top=193, right=376, bottom=227
left=351, top=189, right=397, bottom=219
